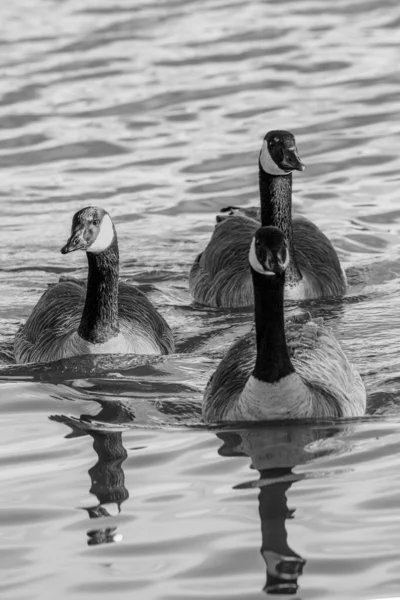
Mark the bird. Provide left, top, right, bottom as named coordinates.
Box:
left=14, top=207, right=175, bottom=364
left=189, top=130, right=347, bottom=308
left=202, top=226, right=366, bottom=423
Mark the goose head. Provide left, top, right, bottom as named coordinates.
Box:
left=61, top=207, right=116, bottom=255
left=259, top=130, right=305, bottom=176
left=249, top=226, right=290, bottom=276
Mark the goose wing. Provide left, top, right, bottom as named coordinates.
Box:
left=189, top=215, right=257, bottom=308
left=217, top=212, right=347, bottom=298
left=292, top=217, right=347, bottom=297
left=14, top=278, right=174, bottom=364
left=203, top=330, right=255, bottom=421
left=288, top=316, right=365, bottom=417
left=203, top=315, right=365, bottom=421
left=117, top=282, right=174, bottom=355
left=14, top=279, right=85, bottom=364
left=191, top=209, right=345, bottom=307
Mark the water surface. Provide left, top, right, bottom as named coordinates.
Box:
left=1, top=0, right=400, bottom=598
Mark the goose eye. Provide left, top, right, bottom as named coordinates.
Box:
left=93, top=219, right=99, bottom=226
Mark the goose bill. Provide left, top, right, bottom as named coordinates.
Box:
left=280, top=146, right=305, bottom=172
left=61, top=230, right=87, bottom=254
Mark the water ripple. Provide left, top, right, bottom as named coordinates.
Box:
left=0, top=0, right=400, bottom=598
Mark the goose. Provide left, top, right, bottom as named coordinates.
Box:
left=14, top=207, right=175, bottom=364
left=202, top=226, right=366, bottom=423
left=189, top=130, right=347, bottom=308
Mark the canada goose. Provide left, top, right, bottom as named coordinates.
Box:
left=202, top=226, right=366, bottom=423
left=189, top=130, right=347, bottom=308
left=14, top=207, right=174, bottom=364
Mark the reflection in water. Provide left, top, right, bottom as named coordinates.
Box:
left=1, top=0, right=400, bottom=596
left=218, top=423, right=342, bottom=595
left=258, top=473, right=305, bottom=595
left=50, top=400, right=133, bottom=546
left=85, top=430, right=129, bottom=519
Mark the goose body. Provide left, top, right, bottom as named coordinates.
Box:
left=14, top=207, right=174, bottom=364
left=202, top=227, right=366, bottom=423
left=190, top=130, right=346, bottom=308
left=190, top=214, right=345, bottom=307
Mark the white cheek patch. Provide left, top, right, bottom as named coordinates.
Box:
left=248, top=238, right=274, bottom=275
left=260, top=141, right=291, bottom=176
left=87, top=214, right=115, bottom=253
left=279, top=248, right=290, bottom=271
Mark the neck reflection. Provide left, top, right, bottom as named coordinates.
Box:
left=258, top=469, right=305, bottom=594
left=217, top=423, right=340, bottom=596
left=50, top=399, right=134, bottom=546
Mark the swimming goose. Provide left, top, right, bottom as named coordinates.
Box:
left=202, top=226, right=365, bottom=423
left=14, top=207, right=174, bottom=364
left=189, top=130, right=347, bottom=308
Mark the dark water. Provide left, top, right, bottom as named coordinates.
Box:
left=1, top=0, right=400, bottom=598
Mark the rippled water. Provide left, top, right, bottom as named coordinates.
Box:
left=1, top=0, right=400, bottom=598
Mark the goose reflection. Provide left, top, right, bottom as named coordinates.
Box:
left=50, top=399, right=134, bottom=546
left=217, top=422, right=343, bottom=595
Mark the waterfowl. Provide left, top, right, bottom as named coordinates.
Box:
left=189, top=130, right=347, bottom=308
left=14, top=207, right=174, bottom=364
left=202, top=226, right=366, bottom=423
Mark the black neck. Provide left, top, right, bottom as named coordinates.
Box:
left=259, top=162, right=302, bottom=283
left=251, top=268, right=295, bottom=383
left=78, top=237, right=120, bottom=343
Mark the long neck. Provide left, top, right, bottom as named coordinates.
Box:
left=78, top=238, right=120, bottom=343
left=251, top=269, right=295, bottom=383
left=259, top=163, right=302, bottom=283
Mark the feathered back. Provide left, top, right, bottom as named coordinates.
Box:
left=117, top=282, right=174, bottom=355
left=15, top=278, right=174, bottom=364
left=15, top=279, right=83, bottom=363
left=287, top=317, right=365, bottom=418
left=203, top=315, right=365, bottom=422
left=189, top=215, right=258, bottom=308
left=293, top=217, right=346, bottom=298
left=189, top=212, right=346, bottom=307
left=203, top=332, right=255, bottom=421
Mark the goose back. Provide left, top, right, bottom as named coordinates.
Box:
left=15, top=277, right=174, bottom=364
left=203, top=315, right=365, bottom=423
left=189, top=212, right=346, bottom=307
left=189, top=215, right=257, bottom=308
left=292, top=217, right=347, bottom=298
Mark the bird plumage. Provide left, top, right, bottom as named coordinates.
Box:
left=14, top=278, right=174, bottom=363
left=202, top=226, right=365, bottom=423
left=189, top=130, right=347, bottom=308
left=203, top=317, right=365, bottom=423
left=14, top=207, right=174, bottom=364
left=190, top=213, right=346, bottom=307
